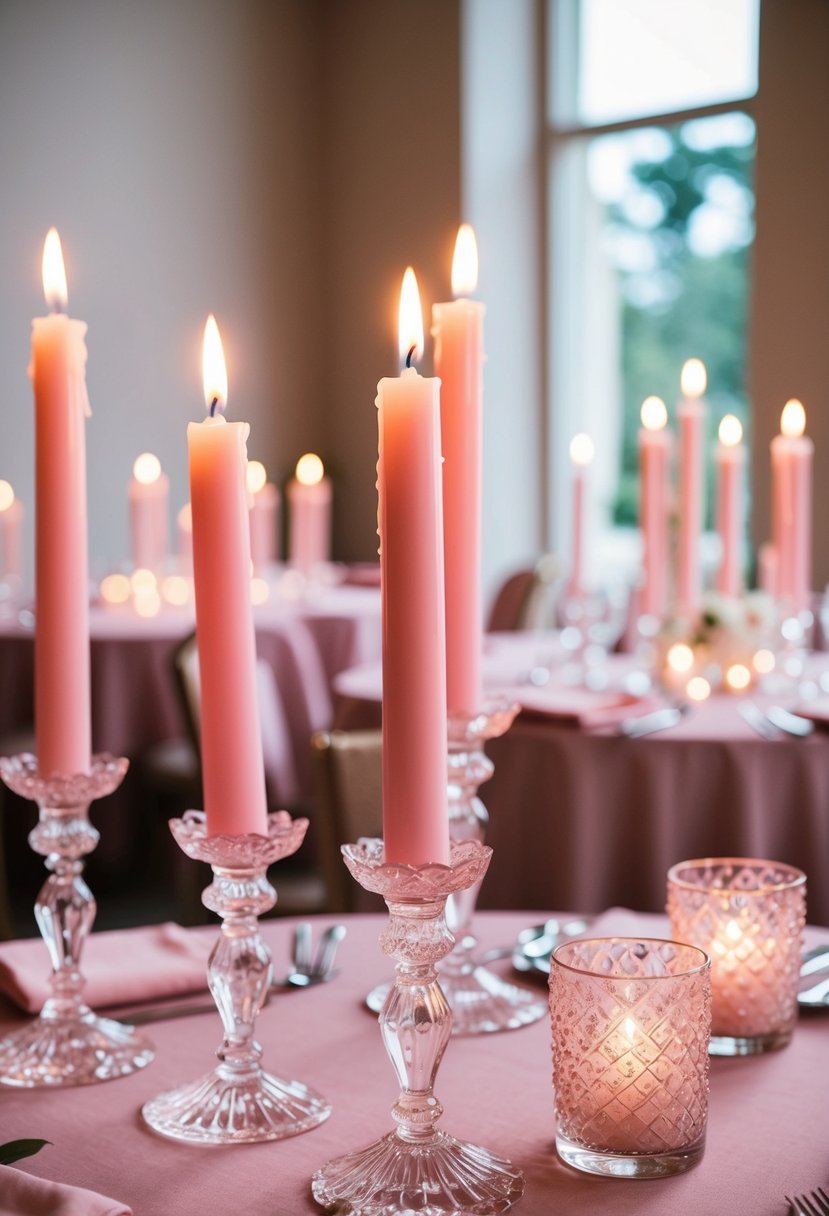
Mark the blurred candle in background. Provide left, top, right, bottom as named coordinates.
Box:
left=677, top=358, right=707, bottom=614
left=247, top=458, right=280, bottom=571
left=567, top=433, right=594, bottom=598
left=31, top=228, right=92, bottom=775
left=177, top=502, right=193, bottom=574
left=638, top=396, right=669, bottom=618
left=432, top=222, right=484, bottom=716
left=287, top=453, right=331, bottom=571
left=771, top=399, right=813, bottom=612
left=0, top=480, right=23, bottom=586
left=187, top=315, right=267, bottom=837
left=715, top=414, right=745, bottom=598
left=376, top=268, right=449, bottom=865
left=128, top=452, right=169, bottom=572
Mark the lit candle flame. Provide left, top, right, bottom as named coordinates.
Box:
left=686, top=675, right=711, bottom=702
left=202, top=314, right=228, bottom=414
left=42, top=227, right=68, bottom=313
left=667, top=642, right=694, bottom=673
left=451, top=223, right=478, bottom=297
left=569, top=433, right=595, bottom=467
left=640, top=396, right=667, bottom=432
left=725, top=663, right=751, bottom=692
left=680, top=358, right=707, bottom=399
left=398, top=267, right=424, bottom=367
left=246, top=460, right=267, bottom=495
left=0, top=481, right=15, bottom=513
left=295, top=453, right=324, bottom=486
left=718, top=414, right=743, bottom=447
left=780, top=398, right=805, bottom=439
left=133, top=453, right=162, bottom=485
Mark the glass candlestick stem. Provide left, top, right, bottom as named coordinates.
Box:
left=0, top=752, right=154, bottom=1087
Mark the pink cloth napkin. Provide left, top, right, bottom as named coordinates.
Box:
left=0, top=1165, right=130, bottom=1216
left=0, top=923, right=212, bottom=1015
left=516, top=687, right=656, bottom=730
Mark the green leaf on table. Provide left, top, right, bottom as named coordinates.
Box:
left=0, top=1139, right=51, bottom=1164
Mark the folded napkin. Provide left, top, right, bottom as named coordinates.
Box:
left=517, top=686, right=656, bottom=730
left=0, top=1165, right=131, bottom=1216
left=0, top=923, right=212, bottom=1015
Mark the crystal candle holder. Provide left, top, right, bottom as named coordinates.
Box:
left=368, top=701, right=545, bottom=1035
left=141, top=810, right=331, bottom=1144
left=312, top=837, right=524, bottom=1216
left=667, top=857, right=806, bottom=1055
left=550, top=937, right=711, bottom=1179
left=0, top=752, right=154, bottom=1087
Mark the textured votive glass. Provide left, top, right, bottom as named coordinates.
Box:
left=550, top=937, right=711, bottom=1179
left=667, top=857, right=806, bottom=1055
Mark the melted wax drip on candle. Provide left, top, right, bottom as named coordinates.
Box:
left=405, top=344, right=416, bottom=370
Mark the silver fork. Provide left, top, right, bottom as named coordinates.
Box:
left=786, top=1186, right=829, bottom=1215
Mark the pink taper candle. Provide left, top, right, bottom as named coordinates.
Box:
left=128, top=452, right=169, bottom=572
left=287, top=454, right=332, bottom=570
left=0, top=482, right=23, bottom=585
left=247, top=460, right=280, bottom=570
left=432, top=223, right=484, bottom=715
left=188, top=315, right=268, bottom=837
left=376, top=268, right=449, bottom=865
left=31, top=229, right=91, bottom=775
left=715, top=414, right=745, bottom=598
left=638, top=397, right=670, bottom=617
left=567, top=433, right=594, bottom=598
left=677, top=358, right=707, bottom=613
left=771, top=399, right=813, bottom=612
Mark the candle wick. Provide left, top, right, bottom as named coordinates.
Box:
left=405, top=344, right=416, bottom=370
left=210, top=396, right=219, bottom=418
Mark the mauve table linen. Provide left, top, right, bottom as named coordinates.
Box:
left=0, top=911, right=826, bottom=1215
left=333, top=635, right=829, bottom=924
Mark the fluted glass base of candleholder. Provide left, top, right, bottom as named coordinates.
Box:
left=315, top=838, right=524, bottom=1216
left=0, top=752, right=154, bottom=1088
left=142, top=1065, right=331, bottom=1145
left=0, top=1007, right=154, bottom=1089
left=141, top=810, right=331, bottom=1145
left=312, top=1127, right=524, bottom=1216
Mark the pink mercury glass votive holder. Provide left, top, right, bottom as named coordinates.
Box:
left=550, top=937, right=711, bottom=1179
left=667, top=857, right=806, bottom=1056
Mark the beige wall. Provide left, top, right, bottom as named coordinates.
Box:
left=0, top=0, right=463, bottom=577
left=749, top=0, right=829, bottom=587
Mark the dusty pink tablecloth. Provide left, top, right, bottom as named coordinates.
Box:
left=0, top=911, right=826, bottom=1215
left=333, top=639, right=829, bottom=924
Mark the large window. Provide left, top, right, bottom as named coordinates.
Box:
left=547, top=0, right=760, bottom=580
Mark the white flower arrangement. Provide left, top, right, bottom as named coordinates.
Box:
left=658, top=590, right=776, bottom=695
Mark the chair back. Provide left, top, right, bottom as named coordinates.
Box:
left=310, top=729, right=383, bottom=912
left=487, top=554, right=562, bottom=631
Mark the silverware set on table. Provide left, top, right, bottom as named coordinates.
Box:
left=787, top=1187, right=829, bottom=1215
left=114, top=922, right=346, bottom=1025
left=738, top=700, right=815, bottom=739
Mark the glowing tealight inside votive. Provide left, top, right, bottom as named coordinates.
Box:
left=725, top=663, right=751, bottom=692
left=686, top=676, right=711, bottom=702
left=131, top=568, right=157, bottom=594
left=161, top=575, right=190, bottom=606
left=133, top=452, right=162, bottom=485
left=246, top=460, right=267, bottom=495
left=753, top=648, right=775, bottom=675
left=667, top=642, right=695, bottom=673
left=250, top=576, right=270, bottom=605
left=0, top=481, right=15, bottom=512
left=681, top=358, right=707, bottom=398
left=100, top=573, right=131, bottom=605
left=295, top=453, right=324, bottom=486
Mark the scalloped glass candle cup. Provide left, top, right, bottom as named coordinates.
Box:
left=667, top=858, right=806, bottom=1055
left=550, top=937, right=711, bottom=1179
